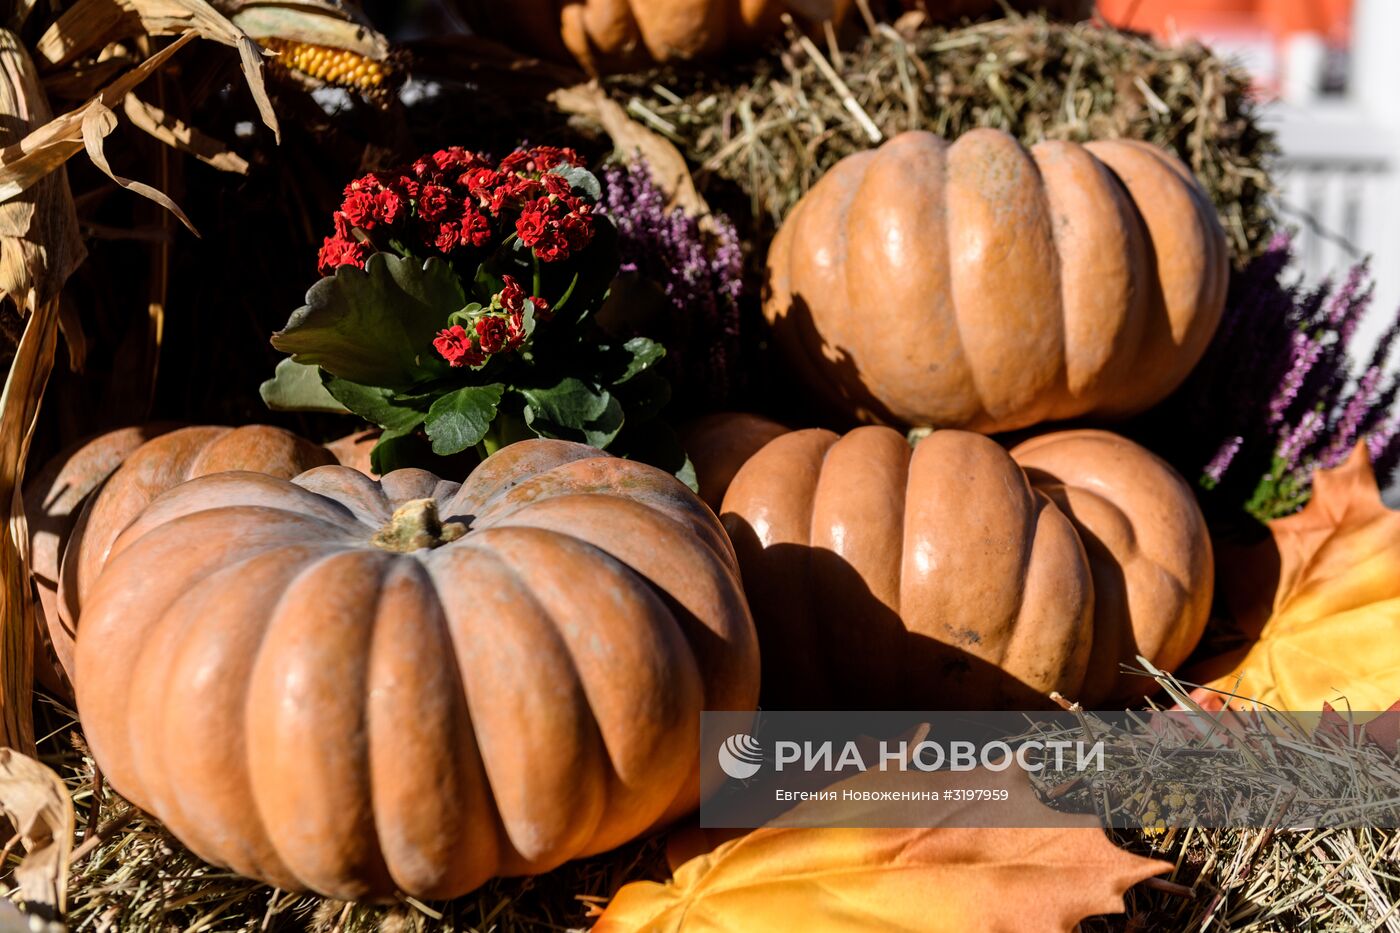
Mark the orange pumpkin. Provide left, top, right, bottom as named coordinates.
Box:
left=765, top=130, right=1229, bottom=433
left=27, top=425, right=335, bottom=691
left=720, top=426, right=1211, bottom=708
left=681, top=412, right=788, bottom=511
left=455, top=0, right=1091, bottom=74
left=75, top=439, right=759, bottom=899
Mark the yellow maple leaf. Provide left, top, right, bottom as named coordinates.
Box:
left=591, top=768, right=1168, bottom=933
left=1189, top=443, right=1400, bottom=709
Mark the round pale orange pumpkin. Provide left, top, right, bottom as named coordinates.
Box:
left=456, top=0, right=1091, bottom=73
left=75, top=439, right=759, bottom=900
left=720, top=426, right=1211, bottom=708
left=27, top=425, right=335, bottom=690
left=765, top=129, right=1229, bottom=433
left=681, top=411, right=788, bottom=510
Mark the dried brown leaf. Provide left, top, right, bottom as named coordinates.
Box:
left=227, top=0, right=389, bottom=60
left=0, top=30, right=86, bottom=314
left=33, top=0, right=140, bottom=70
left=0, top=748, right=74, bottom=916
left=123, top=91, right=247, bottom=173
left=127, top=0, right=281, bottom=141
left=37, top=0, right=280, bottom=140
left=551, top=81, right=712, bottom=219
left=0, top=29, right=195, bottom=205
left=82, top=101, right=197, bottom=232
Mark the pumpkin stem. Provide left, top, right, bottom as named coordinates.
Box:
left=371, top=498, right=467, bottom=552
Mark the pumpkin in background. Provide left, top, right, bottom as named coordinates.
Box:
left=455, top=0, right=1092, bottom=74
left=75, top=439, right=759, bottom=900
left=681, top=412, right=788, bottom=510
left=765, top=129, right=1228, bottom=433
left=28, top=425, right=335, bottom=690
left=720, top=426, right=1210, bottom=708
left=24, top=426, right=175, bottom=695
left=1009, top=430, right=1214, bottom=704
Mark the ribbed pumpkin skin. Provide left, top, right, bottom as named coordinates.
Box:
left=456, top=0, right=1090, bottom=73
left=765, top=130, right=1229, bottom=433
left=75, top=440, right=759, bottom=900
left=719, top=426, right=1210, bottom=708
left=29, top=425, right=333, bottom=691
left=1009, top=430, right=1213, bottom=704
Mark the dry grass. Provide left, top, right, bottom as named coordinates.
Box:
left=602, top=10, right=1277, bottom=264
left=9, top=684, right=1396, bottom=933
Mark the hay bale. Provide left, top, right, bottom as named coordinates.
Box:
left=602, top=11, right=1277, bottom=263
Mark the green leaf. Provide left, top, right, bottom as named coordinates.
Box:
left=520, top=377, right=624, bottom=448
left=549, top=164, right=602, bottom=202
left=271, top=253, right=464, bottom=390
left=325, top=377, right=431, bottom=433
left=426, top=384, right=505, bottom=455
left=617, top=337, right=665, bottom=383
left=259, top=358, right=349, bottom=413
left=370, top=426, right=421, bottom=475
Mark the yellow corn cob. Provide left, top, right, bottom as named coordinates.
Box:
left=262, top=37, right=388, bottom=90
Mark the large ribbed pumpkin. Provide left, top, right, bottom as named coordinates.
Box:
left=27, top=425, right=334, bottom=692
left=456, top=0, right=1092, bottom=74
left=720, top=426, right=1211, bottom=708
left=765, top=129, right=1229, bottom=433
left=75, top=439, right=759, bottom=900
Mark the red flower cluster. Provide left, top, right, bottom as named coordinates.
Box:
left=316, top=145, right=596, bottom=276
left=433, top=276, right=550, bottom=368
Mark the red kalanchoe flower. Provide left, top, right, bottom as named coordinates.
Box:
left=370, top=188, right=406, bottom=226
left=409, top=156, right=436, bottom=179
left=499, top=275, right=526, bottom=314
left=417, top=184, right=454, bottom=221
left=462, top=168, right=501, bottom=197
left=317, top=235, right=372, bottom=276
left=559, top=211, right=595, bottom=251
left=475, top=315, right=510, bottom=354
left=530, top=293, right=552, bottom=321
left=506, top=177, right=546, bottom=203
left=433, top=147, right=483, bottom=172
left=515, top=202, right=552, bottom=246
left=341, top=190, right=376, bottom=229
left=431, top=220, right=460, bottom=254
left=505, top=311, right=527, bottom=344
left=395, top=174, right=421, bottom=201
left=533, top=231, right=570, bottom=263
left=498, top=149, right=533, bottom=174
left=461, top=208, right=492, bottom=248
left=343, top=173, right=382, bottom=196
left=542, top=172, right=575, bottom=202
left=434, top=324, right=483, bottom=368
left=530, top=145, right=583, bottom=169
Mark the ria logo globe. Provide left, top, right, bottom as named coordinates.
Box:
left=718, top=732, right=763, bottom=779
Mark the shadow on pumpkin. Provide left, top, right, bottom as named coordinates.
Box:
left=723, top=517, right=1058, bottom=712
left=762, top=290, right=903, bottom=432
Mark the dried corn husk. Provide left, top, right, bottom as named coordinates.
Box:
left=0, top=29, right=87, bottom=754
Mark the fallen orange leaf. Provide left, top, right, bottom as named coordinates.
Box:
left=593, top=768, right=1168, bottom=933
left=1188, top=443, right=1400, bottom=709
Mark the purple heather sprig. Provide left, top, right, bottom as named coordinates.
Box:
left=1147, top=233, right=1400, bottom=521
left=601, top=160, right=745, bottom=408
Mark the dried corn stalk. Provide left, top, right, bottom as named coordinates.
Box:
left=0, top=29, right=86, bottom=755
